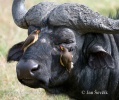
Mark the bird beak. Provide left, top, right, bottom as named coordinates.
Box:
left=60, top=45, right=64, bottom=51
left=36, top=30, right=40, bottom=34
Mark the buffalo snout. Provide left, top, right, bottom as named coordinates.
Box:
left=17, top=59, right=39, bottom=78
left=16, top=59, right=49, bottom=88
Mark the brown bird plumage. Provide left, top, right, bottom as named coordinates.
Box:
left=60, top=46, right=74, bottom=73
left=21, top=30, right=40, bottom=52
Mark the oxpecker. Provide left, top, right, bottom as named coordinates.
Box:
left=60, top=46, right=74, bottom=73
left=22, top=30, right=40, bottom=52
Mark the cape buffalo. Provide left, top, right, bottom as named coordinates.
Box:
left=7, top=0, right=119, bottom=100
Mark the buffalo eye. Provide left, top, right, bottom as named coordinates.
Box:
left=53, top=27, right=76, bottom=51
left=54, top=39, right=74, bottom=51
left=62, top=39, right=74, bottom=44
left=54, top=39, right=74, bottom=45
left=69, top=47, right=74, bottom=52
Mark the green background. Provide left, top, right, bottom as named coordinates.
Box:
left=0, top=0, right=118, bottom=100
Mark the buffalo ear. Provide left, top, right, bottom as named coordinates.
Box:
left=88, top=46, right=114, bottom=69
left=7, top=42, right=24, bottom=62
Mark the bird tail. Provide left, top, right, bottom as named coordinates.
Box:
left=71, top=62, right=74, bottom=69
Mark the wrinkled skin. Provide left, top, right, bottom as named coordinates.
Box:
left=7, top=1, right=119, bottom=100
left=14, top=26, right=79, bottom=88
left=8, top=25, right=119, bottom=100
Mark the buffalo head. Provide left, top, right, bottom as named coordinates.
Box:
left=7, top=0, right=119, bottom=99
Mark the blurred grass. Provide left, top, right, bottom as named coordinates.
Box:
left=0, top=0, right=119, bottom=100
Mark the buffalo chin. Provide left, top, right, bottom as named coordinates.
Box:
left=18, top=78, right=67, bottom=95
left=18, top=79, right=48, bottom=88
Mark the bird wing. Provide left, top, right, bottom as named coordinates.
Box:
left=66, top=52, right=73, bottom=62
left=60, top=54, right=65, bottom=67
left=22, top=35, right=35, bottom=51
left=61, top=54, right=69, bottom=66
left=61, top=54, right=73, bottom=72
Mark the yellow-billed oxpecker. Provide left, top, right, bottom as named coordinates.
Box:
left=22, top=30, right=40, bottom=52
left=60, top=45, right=74, bottom=73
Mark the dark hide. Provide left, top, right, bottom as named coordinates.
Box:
left=7, top=27, right=119, bottom=100
left=8, top=1, right=119, bottom=100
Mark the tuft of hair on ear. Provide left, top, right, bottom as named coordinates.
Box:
left=7, top=42, right=24, bottom=62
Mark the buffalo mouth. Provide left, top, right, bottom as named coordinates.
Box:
left=18, top=78, right=48, bottom=88
left=20, top=79, right=35, bottom=85
left=17, top=72, right=68, bottom=94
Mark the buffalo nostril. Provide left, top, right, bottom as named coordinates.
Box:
left=31, top=65, right=40, bottom=73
